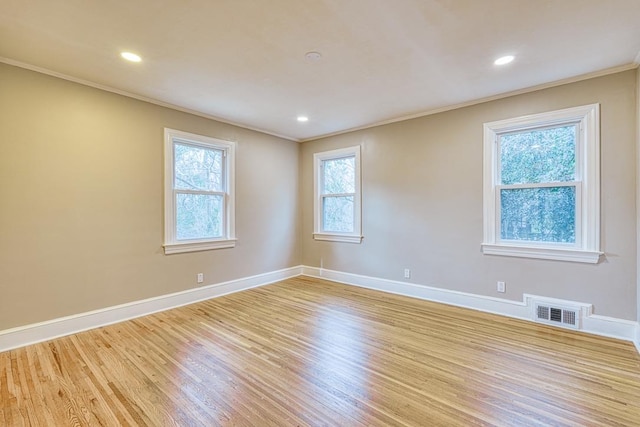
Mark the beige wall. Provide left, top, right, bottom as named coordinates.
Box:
left=0, top=63, right=301, bottom=330
left=301, top=70, right=638, bottom=320
left=637, top=67, right=640, bottom=328
left=1, top=62, right=637, bottom=331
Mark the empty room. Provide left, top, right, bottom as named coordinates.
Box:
left=1, top=1, right=640, bottom=426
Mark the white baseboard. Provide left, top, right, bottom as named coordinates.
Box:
left=0, top=266, right=303, bottom=353
left=3, top=265, right=638, bottom=356
left=302, top=266, right=640, bottom=345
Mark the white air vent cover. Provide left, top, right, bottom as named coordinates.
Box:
left=533, top=301, right=581, bottom=330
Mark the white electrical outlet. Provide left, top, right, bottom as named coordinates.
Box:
left=497, top=281, right=506, bottom=293
left=197, top=273, right=204, bottom=284
left=404, top=268, right=411, bottom=279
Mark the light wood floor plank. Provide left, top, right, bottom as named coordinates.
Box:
left=1, top=276, right=639, bottom=426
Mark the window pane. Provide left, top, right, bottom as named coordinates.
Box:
left=323, top=196, right=354, bottom=232
left=176, top=193, right=223, bottom=240
left=174, top=143, right=223, bottom=191
left=500, top=125, right=576, bottom=185
left=500, top=187, right=575, bottom=243
left=323, top=156, right=355, bottom=194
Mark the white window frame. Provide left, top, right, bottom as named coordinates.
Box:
left=481, top=104, right=601, bottom=263
left=163, top=128, right=236, bottom=254
left=313, top=146, right=363, bottom=243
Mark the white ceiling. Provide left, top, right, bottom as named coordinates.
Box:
left=2, top=0, right=640, bottom=141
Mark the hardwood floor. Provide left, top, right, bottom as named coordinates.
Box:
left=1, top=276, right=639, bottom=426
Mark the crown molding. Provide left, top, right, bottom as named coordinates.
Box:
left=2, top=57, right=636, bottom=145
left=0, top=57, right=298, bottom=143
left=300, top=63, right=639, bottom=142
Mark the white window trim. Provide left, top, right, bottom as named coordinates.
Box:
left=313, top=146, right=363, bottom=243
left=481, top=104, right=601, bottom=263
left=163, top=128, right=236, bottom=254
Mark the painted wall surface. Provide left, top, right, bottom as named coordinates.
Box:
left=0, top=63, right=301, bottom=330
left=637, top=67, right=640, bottom=332
left=301, top=70, right=638, bottom=320
left=1, top=62, right=637, bottom=331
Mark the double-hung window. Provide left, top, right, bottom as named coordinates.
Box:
left=164, top=128, right=236, bottom=254
left=481, top=104, right=601, bottom=263
left=313, top=146, right=362, bottom=243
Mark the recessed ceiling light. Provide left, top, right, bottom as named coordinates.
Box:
left=297, top=116, right=309, bottom=122
left=121, top=52, right=142, bottom=62
left=494, top=55, right=514, bottom=65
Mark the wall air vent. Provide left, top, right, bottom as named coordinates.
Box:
left=533, top=301, right=581, bottom=330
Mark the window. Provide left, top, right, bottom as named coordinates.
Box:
left=164, top=128, right=236, bottom=254
left=481, top=104, right=601, bottom=263
left=313, top=146, right=362, bottom=243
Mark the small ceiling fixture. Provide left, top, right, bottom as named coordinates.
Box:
left=297, top=116, right=309, bottom=122
left=121, top=51, right=142, bottom=62
left=304, top=51, right=322, bottom=61
left=494, top=55, right=514, bottom=65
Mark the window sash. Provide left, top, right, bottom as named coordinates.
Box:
left=321, top=193, right=356, bottom=233
left=173, top=189, right=227, bottom=241
left=496, top=122, right=581, bottom=186
left=496, top=182, right=582, bottom=247
left=497, top=181, right=579, bottom=190
left=172, top=141, right=226, bottom=191
left=321, top=191, right=355, bottom=198
left=320, top=155, right=356, bottom=195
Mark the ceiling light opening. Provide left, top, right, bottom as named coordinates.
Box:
left=121, top=52, right=142, bottom=62
left=494, top=55, right=514, bottom=66
left=297, top=116, right=309, bottom=122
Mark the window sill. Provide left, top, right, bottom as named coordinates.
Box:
left=481, top=243, right=602, bottom=264
left=313, top=233, right=363, bottom=244
left=164, top=239, right=237, bottom=255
